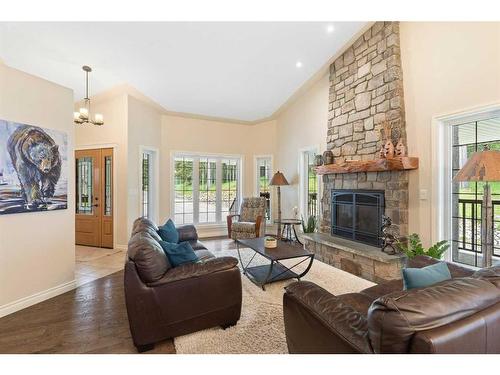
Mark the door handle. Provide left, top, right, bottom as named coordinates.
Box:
left=92, top=204, right=99, bottom=208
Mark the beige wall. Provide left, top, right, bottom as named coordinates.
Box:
left=400, top=22, right=500, bottom=246
left=75, top=93, right=129, bottom=247
left=275, top=73, right=329, bottom=219
left=0, top=64, right=75, bottom=316
left=127, top=95, right=162, bottom=233
left=160, top=115, right=277, bottom=235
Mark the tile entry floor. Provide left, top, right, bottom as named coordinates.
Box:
left=75, top=245, right=127, bottom=287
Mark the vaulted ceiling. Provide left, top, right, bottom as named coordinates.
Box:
left=0, top=22, right=367, bottom=122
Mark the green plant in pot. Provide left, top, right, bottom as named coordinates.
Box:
left=301, top=215, right=317, bottom=234
left=396, top=233, right=449, bottom=260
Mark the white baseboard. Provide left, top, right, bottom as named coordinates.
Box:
left=0, top=279, right=77, bottom=318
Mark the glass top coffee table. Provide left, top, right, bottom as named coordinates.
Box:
left=236, top=237, right=314, bottom=290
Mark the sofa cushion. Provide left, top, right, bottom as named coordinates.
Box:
left=402, top=262, right=451, bottom=290
left=131, top=217, right=162, bottom=242
left=231, top=222, right=256, bottom=233
left=190, top=240, right=208, bottom=251
left=159, top=240, right=198, bottom=267
left=128, top=232, right=171, bottom=283
left=408, top=255, right=474, bottom=278
left=158, top=219, right=179, bottom=243
left=360, top=279, right=403, bottom=301
left=367, top=277, right=500, bottom=353
left=194, top=249, right=216, bottom=262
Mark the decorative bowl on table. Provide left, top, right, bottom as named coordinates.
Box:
left=264, top=236, right=277, bottom=249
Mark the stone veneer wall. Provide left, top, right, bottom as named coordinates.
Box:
left=321, top=21, right=409, bottom=238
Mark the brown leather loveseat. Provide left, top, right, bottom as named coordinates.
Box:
left=283, top=256, right=500, bottom=354
left=124, top=217, right=242, bottom=352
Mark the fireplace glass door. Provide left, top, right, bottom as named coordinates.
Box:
left=331, top=190, right=384, bottom=246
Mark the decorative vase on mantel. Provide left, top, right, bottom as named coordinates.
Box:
left=323, top=150, right=334, bottom=165
left=314, top=154, right=324, bottom=166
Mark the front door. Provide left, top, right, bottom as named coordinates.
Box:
left=75, top=148, right=113, bottom=248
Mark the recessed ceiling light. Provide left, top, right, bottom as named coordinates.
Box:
left=296, top=61, right=303, bottom=68
left=326, top=24, right=335, bottom=33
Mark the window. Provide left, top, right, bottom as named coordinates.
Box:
left=141, top=149, right=158, bottom=221
left=255, top=156, right=272, bottom=221
left=451, top=116, right=500, bottom=267
left=173, top=153, right=241, bottom=225
left=300, top=149, right=319, bottom=219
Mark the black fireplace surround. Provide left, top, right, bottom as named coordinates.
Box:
left=331, top=190, right=385, bottom=247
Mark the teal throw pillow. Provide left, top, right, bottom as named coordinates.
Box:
left=159, top=240, right=198, bottom=267
left=402, top=261, right=452, bottom=290
left=157, top=219, right=179, bottom=243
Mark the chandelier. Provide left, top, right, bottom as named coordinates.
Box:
left=73, top=65, right=104, bottom=126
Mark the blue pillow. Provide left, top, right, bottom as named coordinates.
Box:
left=157, top=219, right=179, bottom=243
left=159, top=240, right=198, bottom=267
left=402, top=262, right=452, bottom=290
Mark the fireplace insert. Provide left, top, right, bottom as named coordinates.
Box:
left=331, top=189, right=385, bottom=247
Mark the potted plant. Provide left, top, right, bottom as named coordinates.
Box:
left=396, top=233, right=449, bottom=260
left=301, top=215, right=317, bottom=234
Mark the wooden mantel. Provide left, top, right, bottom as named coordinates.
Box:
left=314, top=156, right=419, bottom=175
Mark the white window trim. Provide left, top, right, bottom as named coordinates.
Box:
left=170, top=150, right=243, bottom=227
left=298, top=146, right=321, bottom=220
left=139, top=146, right=160, bottom=224
left=254, top=154, right=273, bottom=223
left=433, top=103, right=500, bottom=263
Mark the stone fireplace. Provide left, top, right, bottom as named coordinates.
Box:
left=302, top=21, right=409, bottom=282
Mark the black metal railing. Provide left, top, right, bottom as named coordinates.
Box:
left=454, top=198, right=500, bottom=257
left=308, top=192, right=317, bottom=217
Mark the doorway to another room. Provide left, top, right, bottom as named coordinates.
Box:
left=75, top=147, right=122, bottom=286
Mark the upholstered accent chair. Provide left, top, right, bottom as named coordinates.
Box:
left=227, top=197, right=266, bottom=240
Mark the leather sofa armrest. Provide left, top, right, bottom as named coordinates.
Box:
left=177, top=224, right=199, bottom=243
left=147, top=256, right=239, bottom=286
left=284, top=281, right=373, bottom=354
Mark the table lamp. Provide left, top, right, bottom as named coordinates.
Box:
left=453, top=148, right=500, bottom=267
left=270, top=171, right=289, bottom=239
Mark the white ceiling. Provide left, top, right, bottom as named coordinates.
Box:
left=0, top=22, right=367, bottom=122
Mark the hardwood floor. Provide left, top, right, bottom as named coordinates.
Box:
left=0, top=237, right=236, bottom=354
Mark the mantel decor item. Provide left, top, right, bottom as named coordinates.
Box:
left=381, top=121, right=395, bottom=159
left=73, top=66, right=104, bottom=126
left=314, top=154, right=324, bottom=166
left=322, top=150, right=333, bottom=165
left=395, top=138, right=406, bottom=157
left=453, top=147, right=500, bottom=267
left=0, top=119, right=68, bottom=215
left=270, top=171, right=289, bottom=239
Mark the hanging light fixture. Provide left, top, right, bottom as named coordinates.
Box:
left=73, top=65, right=104, bottom=126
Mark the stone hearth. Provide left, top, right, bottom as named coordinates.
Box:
left=303, top=233, right=405, bottom=283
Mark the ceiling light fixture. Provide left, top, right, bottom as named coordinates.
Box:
left=326, top=24, right=335, bottom=33
left=73, top=65, right=104, bottom=126
left=296, top=61, right=303, bottom=68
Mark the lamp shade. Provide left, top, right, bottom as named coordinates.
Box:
left=270, top=171, right=289, bottom=186
left=453, top=150, right=500, bottom=182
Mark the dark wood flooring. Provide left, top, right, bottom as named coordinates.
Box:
left=0, top=270, right=175, bottom=354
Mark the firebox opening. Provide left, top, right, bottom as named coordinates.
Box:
left=331, top=190, right=385, bottom=247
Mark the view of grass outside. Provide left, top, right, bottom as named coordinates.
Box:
left=452, top=118, right=500, bottom=266
left=174, top=156, right=239, bottom=224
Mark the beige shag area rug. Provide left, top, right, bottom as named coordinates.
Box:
left=174, top=247, right=375, bottom=354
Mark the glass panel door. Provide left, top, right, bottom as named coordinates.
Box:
left=76, top=157, right=93, bottom=215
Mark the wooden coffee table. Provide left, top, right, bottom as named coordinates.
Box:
left=236, top=237, right=314, bottom=290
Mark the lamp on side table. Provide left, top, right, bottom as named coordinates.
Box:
left=453, top=147, right=500, bottom=267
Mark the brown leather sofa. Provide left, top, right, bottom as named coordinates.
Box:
left=124, top=217, right=242, bottom=352
left=283, top=256, right=500, bottom=354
